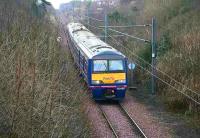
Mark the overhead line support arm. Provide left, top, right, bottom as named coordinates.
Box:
left=108, top=28, right=150, bottom=43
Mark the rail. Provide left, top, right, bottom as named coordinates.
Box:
left=98, top=103, right=147, bottom=138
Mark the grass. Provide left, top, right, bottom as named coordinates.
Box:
left=144, top=0, right=200, bottom=110
left=0, top=0, right=90, bottom=137
left=105, top=0, right=200, bottom=125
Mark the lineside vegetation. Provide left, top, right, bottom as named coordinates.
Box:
left=107, top=0, right=200, bottom=119
left=143, top=0, right=200, bottom=113
left=0, top=0, right=89, bottom=137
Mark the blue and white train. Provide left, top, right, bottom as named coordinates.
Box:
left=66, top=23, right=128, bottom=101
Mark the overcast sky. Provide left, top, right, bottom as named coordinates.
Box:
left=46, top=0, right=91, bottom=9
left=46, top=0, right=72, bottom=9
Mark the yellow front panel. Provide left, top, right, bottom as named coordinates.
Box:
left=92, top=73, right=126, bottom=84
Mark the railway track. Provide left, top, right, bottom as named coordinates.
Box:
left=98, top=102, right=147, bottom=138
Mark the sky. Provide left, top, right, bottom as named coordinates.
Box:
left=46, top=0, right=91, bottom=9
left=46, top=0, right=72, bottom=9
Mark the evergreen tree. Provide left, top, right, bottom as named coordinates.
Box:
left=32, top=0, right=51, bottom=17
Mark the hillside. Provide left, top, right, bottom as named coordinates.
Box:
left=0, top=0, right=89, bottom=137
left=143, top=0, right=200, bottom=111
left=0, top=0, right=199, bottom=137
left=106, top=0, right=200, bottom=116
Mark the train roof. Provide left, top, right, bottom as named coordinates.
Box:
left=67, top=22, right=125, bottom=59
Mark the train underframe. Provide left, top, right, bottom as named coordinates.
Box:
left=90, top=85, right=127, bottom=101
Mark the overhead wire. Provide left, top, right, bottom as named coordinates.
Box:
left=108, top=34, right=200, bottom=105
left=107, top=32, right=200, bottom=96
left=80, top=13, right=200, bottom=97
left=77, top=35, right=126, bottom=38
left=77, top=16, right=200, bottom=95
left=77, top=15, right=151, bottom=43
left=99, top=24, right=152, bottom=28
left=108, top=28, right=150, bottom=43
left=75, top=16, right=104, bottom=31
left=73, top=13, right=200, bottom=99
left=133, top=59, right=200, bottom=105
left=81, top=15, right=104, bottom=22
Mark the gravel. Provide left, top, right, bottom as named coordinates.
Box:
left=101, top=103, right=141, bottom=138
left=121, top=95, right=172, bottom=138
left=81, top=90, right=173, bottom=138
left=83, top=95, right=115, bottom=138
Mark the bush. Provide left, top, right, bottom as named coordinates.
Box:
left=108, top=0, right=200, bottom=115
left=143, top=0, right=200, bottom=113
left=0, top=1, right=89, bottom=137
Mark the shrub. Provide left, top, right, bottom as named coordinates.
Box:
left=0, top=0, right=89, bottom=137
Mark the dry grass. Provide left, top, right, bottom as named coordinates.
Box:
left=0, top=0, right=89, bottom=137
left=141, top=0, right=200, bottom=115
left=106, top=0, right=200, bottom=115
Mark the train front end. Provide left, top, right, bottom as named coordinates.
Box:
left=89, top=57, right=128, bottom=101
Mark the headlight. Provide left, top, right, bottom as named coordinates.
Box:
left=115, top=80, right=126, bottom=84
left=92, top=80, right=103, bottom=84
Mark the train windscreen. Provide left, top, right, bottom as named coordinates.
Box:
left=109, top=60, right=124, bottom=71
left=93, top=59, right=124, bottom=72
left=93, top=60, right=108, bottom=72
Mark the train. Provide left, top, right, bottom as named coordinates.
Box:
left=66, top=22, right=128, bottom=101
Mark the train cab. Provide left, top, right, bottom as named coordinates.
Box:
left=89, top=50, right=128, bottom=100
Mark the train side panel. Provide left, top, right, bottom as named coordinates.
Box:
left=67, top=32, right=90, bottom=83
